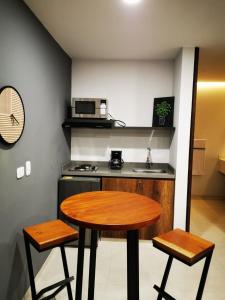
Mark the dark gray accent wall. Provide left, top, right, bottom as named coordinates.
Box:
left=0, top=1, right=71, bottom=299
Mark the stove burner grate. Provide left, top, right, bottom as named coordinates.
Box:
left=69, top=164, right=98, bottom=172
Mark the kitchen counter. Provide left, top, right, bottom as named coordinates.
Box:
left=62, top=161, right=175, bottom=179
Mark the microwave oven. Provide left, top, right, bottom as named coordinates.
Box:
left=72, top=98, right=108, bottom=119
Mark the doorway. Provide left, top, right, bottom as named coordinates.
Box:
left=188, top=49, right=225, bottom=237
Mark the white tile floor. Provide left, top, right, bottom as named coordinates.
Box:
left=23, top=197, right=225, bottom=299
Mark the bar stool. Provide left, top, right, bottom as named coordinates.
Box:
left=23, top=219, right=79, bottom=300
left=152, top=228, right=215, bottom=300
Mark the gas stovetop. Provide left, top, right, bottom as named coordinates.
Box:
left=68, top=164, right=98, bottom=172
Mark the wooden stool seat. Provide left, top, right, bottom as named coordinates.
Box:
left=23, top=219, right=78, bottom=251
left=23, top=219, right=78, bottom=300
left=152, top=228, right=214, bottom=265
left=152, top=228, right=215, bottom=300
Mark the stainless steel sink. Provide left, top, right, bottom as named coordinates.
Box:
left=132, top=168, right=167, bottom=173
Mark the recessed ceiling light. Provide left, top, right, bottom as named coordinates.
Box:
left=123, top=0, right=142, bottom=5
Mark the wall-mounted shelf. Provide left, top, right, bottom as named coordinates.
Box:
left=62, top=118, right=114, bottom=128
left=62, top=118, right=175, bottom=131
left=109, top=126, right=175, bottom=131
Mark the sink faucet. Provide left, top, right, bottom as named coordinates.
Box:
left=146, top=147, right=152, bottom=169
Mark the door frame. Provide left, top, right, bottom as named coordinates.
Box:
left=186, top=47, right=200, bottom=231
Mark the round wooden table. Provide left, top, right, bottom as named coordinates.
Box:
left=60, top=191, right=161, bottom=300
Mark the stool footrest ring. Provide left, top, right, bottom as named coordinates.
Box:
left=36, top=276, right=74, bottom=300
left=153, top=284, right=176, bottom=300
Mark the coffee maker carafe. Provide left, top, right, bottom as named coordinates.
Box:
left=109, top=150, right=124, bottom=170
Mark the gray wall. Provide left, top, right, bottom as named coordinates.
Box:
left=0, top=1, right=71, bottom=299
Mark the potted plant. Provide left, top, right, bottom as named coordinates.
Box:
left=155, top=100, right=172, bottom=126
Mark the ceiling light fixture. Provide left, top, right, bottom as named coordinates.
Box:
left=197, top=82, right=225, bottom=88
left=123, top=0, right=142, bottom=5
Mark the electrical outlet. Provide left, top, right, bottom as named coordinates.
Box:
left=17, top=166, right=24, bottom=179
left=25, top=161, right=31, bottom=176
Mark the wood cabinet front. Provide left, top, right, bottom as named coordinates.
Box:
left=101, top=177, right=174, bottom=240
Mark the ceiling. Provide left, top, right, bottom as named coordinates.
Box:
left=24, top=0, right=225, bottom=81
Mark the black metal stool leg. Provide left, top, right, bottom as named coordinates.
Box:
left=24, top=236, right=37, bottom=300
left=196, top=251, right=213, bottom=300
left=155, top=255, right=173, bottom=300
left=60, top=246, right=73, bottom=300
left=75, top=227, right=86, bottom=300
left=88, top=229, right=98, bottom=300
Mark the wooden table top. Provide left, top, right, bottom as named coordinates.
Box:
left=60, top=191, right=161, bottom=231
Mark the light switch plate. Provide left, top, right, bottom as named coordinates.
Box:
left=17, top=166, right=24, bottom=179
left=25, top=161, right=31, bottom=176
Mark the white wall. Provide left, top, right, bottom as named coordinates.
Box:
left=171, top=48, right=195, bottom=229
left=71, top=60, right=174, bottom=162
left=170, top=52, right=181, bottom=168
left=71, top=128, right=172, bottom=162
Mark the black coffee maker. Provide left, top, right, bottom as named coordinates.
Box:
left=109, top=150, right=124, bottom=170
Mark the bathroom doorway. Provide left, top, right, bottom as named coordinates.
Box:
left=186, top=48, right=225, bottom=235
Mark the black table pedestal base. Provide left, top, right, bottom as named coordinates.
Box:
left=127, top=230, right=139, bottom=300
left=76, top=228, right=140, bottom=300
